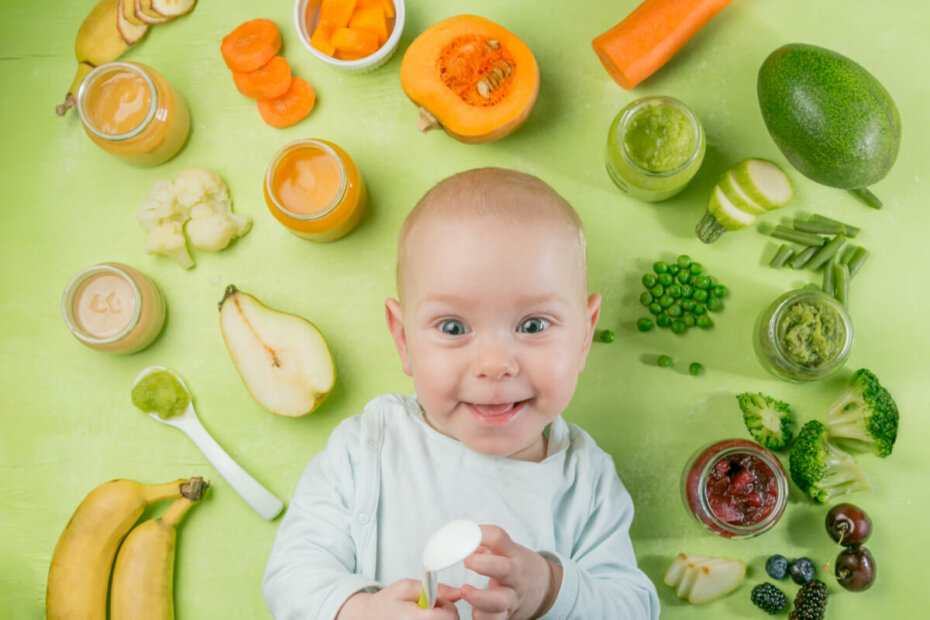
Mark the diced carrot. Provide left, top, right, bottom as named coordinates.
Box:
left=318, top=0, right=357, bottom=39
left=257, top=77, right=316, bottom=128
left=221, top=18, right=282, bottom=73
left=310, top=25, right=336, bottom=56
left=592, top=0, right=734, bottom=89
left=232, top=56, right=292, bottom=99
left=331, top=27, right=378, bottom=57
left=348, top=5, right=388, bottom=45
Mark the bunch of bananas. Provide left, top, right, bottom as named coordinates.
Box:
left=57, top=0, right=198, bottom=116
left=46, top=476, right=208, bottom=620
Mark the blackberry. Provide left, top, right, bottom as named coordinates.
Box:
left=789, top=557, right=816, bottom=585
left=751, top=583, right=787, bottom=614
left=765, top=554, right=789, bottom=580
left=788, top=580, right=828, bottom=620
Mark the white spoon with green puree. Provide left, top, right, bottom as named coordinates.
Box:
left=131, top=366, right=284, bottom=520
left=417, top=519, right=482, bottom=608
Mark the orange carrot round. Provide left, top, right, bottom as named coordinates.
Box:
left=257, top=77, right=316, bottom=128
left=221, top=18, right=282, bottom=73
left=232, top=56, right=292, bottom=99
left=592, top=0, right=734, bottom=89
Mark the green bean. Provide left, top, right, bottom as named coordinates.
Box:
left=810, top=214, right=861, bottom=238
left=834, top=262, right=850, bottom=307
left=769, top=244, right=795, bottom=268
left=806, top=234, right=847, bottom=271
left=845, top=246, right=870, bottom=278
left=789, top=245, right=819, bottom=269
left=793, top=219, right=845, bottom=236
left=822, top=259, right=837, bottom=298
left=771, top=225, right=827, bottom=246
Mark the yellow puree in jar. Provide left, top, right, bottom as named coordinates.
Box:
left=131, top=370, right=189, bottom=419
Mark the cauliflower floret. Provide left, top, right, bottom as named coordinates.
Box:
left=186, top=198, right=251, bottom=252
left=144, top=220, right=193, bottom=269
left=173, top=167, right=228, bottom=209
left=137, top=179, right=188, bottom=232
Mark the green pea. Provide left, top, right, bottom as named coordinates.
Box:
left=670, top=320, right=686, bottom=334
left=677, top=254, right=691, bottom=268
left=658, top=273, right=674, bottom=286
left=642, top=274, right=657, bottom=288
left=712, top=284, right=727, bottom=298
left=708, top=276, right=719, bottom=286
left=676, top=270, right=691, bottom=284
left=693, top=289, right=709, bottom=302
left=668, top=285, right=682, bottom=298
left=640, top=291, right=654, bottom=306
left=689, top=262, right=703, bottom=275
left=648, top=302, right=663, bottom=315
left=600, top=329, right=615, bottom=343
left=657, top=354, right=673, bottom=368
left=697, top=315, right=714, bottom=329
left=650, top=284, right=665, bottom=298
left=681, top=299, right=695, bottom=311
left=667, top=304, right=683, bottom=318
left=694, top=275, right=711, bottom=289
left=707, top=296, right=723, bottom=312
left=692, top=304, right=706, bottom=316
left=680, top=284, right=694, bottom=298
left=656, top=314, right=672, bottom=328
left=636, top=318, right=654, bottom=332
left=668, top=264, right=680, bottom=276
left=683, top=313, right=696, bottom=327
left=689, top=362, right=704, bottom=376
left=659, top=294, right=674, bottom=308
left=653, top=261, right=669, bottom=274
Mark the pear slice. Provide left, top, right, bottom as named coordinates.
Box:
left=116, top=0, right=149, bottom=44
left=218, top=285, right=335, bottom=417
left=676, top=558, right=727, bottom=599
left=687, top=558, right=746, bottom=605
left=663, top=553, right=712, bottom=587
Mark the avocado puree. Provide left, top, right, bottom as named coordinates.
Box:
left=777, top=299, right=845, bottom=368
left=622, top=103, right=695, bottom=172
left=132, top=370, right=189, bottom=418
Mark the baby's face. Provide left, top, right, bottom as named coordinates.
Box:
left=387, top=213, right=600, bottom=462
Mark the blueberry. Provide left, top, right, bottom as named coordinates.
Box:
left=765, top=554, right=789, bottom=580
left=789, top=557, right=816, bottom=585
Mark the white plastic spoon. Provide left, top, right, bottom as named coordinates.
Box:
left=132, top=366, right=284, bottom=521
left=417, top=519, right=482, bottom=608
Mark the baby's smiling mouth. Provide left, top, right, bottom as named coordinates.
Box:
left=465, top=399, right=530, bottom=426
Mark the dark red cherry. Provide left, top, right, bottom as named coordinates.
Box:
left=835, top=545, right=876, bottom=591
left=826, top=503, right=871, bottom=546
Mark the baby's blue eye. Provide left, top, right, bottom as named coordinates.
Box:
left=518, top=318, right=550, bottom=334
left=438, top=319, right=468, bottom=336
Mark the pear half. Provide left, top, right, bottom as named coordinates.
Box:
left=219, top=285, right=335, bottom=417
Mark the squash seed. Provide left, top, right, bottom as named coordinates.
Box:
left=499, top=61, right=512, bottom=76
left=492, top=67, right=505, bottom=81
left=476, top=80, right=490, bottom=98
left=487, top=39, right=500, bottom=50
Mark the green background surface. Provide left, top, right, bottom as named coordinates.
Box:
left=1, top=0, right=928, bottom=617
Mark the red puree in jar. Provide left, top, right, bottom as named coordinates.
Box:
left=704, top=452, right=778, bottom=525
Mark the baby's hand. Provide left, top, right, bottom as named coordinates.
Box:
left=336, top=579, right=461, bottom=620
left=460, top=525, right=562, bottom=620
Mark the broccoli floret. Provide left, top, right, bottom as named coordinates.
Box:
left=737, top=392, right=795, bottom=450
left=826, top=368, right=899, bottom=458
left=789, top=420, right=871, bottom=504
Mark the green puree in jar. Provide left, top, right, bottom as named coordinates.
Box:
left=777, top=299, right=846, bottom=368
left=131, top=370, right=189, bottom=418
left=623, top=103, right=696, bottom=172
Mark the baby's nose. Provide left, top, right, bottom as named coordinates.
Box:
left=472, top=338, right=519, bottom=380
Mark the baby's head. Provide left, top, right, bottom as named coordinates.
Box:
left=386, top=168, right=601, bottom=462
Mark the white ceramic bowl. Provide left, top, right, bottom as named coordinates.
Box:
left=294, top=0, right=405, bottom=74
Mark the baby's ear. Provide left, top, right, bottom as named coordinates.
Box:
left=579, top=293, right=602, bottom=370
left=385, top=298, right=412, bottom=376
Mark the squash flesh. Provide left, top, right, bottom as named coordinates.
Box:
left=400, top=15, right=539, bottom=143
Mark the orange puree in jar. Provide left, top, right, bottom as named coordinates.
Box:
left=77, top=61, right=190, bottom=167
left=264, top=139, right=366, bottom=241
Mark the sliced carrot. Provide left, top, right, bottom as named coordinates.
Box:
left=331, top=27, right=378, bottom=57
left=221, top=18, right=282, bottom=73
left=348, top=5, right=388, bottom=46
left=232, top=56, right=292, bottom=99
left=318, top=0, right=356, bottom=39
left=310, top=25, right=336, bottom=56
left=257, top=77, right=316, bottom=128
left=592, top=0, right=734, bottom=89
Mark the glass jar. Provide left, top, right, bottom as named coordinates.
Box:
left=681, top=439, right=788, bottom=539
left=605, top=96, right=705, bottom=202
left=264, top=139, right=366, bottom=241
left=77, top=61, right=190, bottom=166
left=756, top=288, right=854, bottom=382
left=61, top=263, right=166, bottom=354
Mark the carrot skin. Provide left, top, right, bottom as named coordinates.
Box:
left=592, top=0, right=735, bottom=89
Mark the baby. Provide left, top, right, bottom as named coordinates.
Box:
left=263, top=168, right=660, bottom=619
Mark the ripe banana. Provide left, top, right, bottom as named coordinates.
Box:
left=110, top=477, right=209, bottom=620
left=46, top=478, right=191, bottom=620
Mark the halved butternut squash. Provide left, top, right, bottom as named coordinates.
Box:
left=400, top=15, right=539, bottom=144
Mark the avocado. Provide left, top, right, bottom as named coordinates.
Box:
left=757, top=43, right=900, bottom=190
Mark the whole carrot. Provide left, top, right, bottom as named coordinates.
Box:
left=592, top=0, right=735, bottom=89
